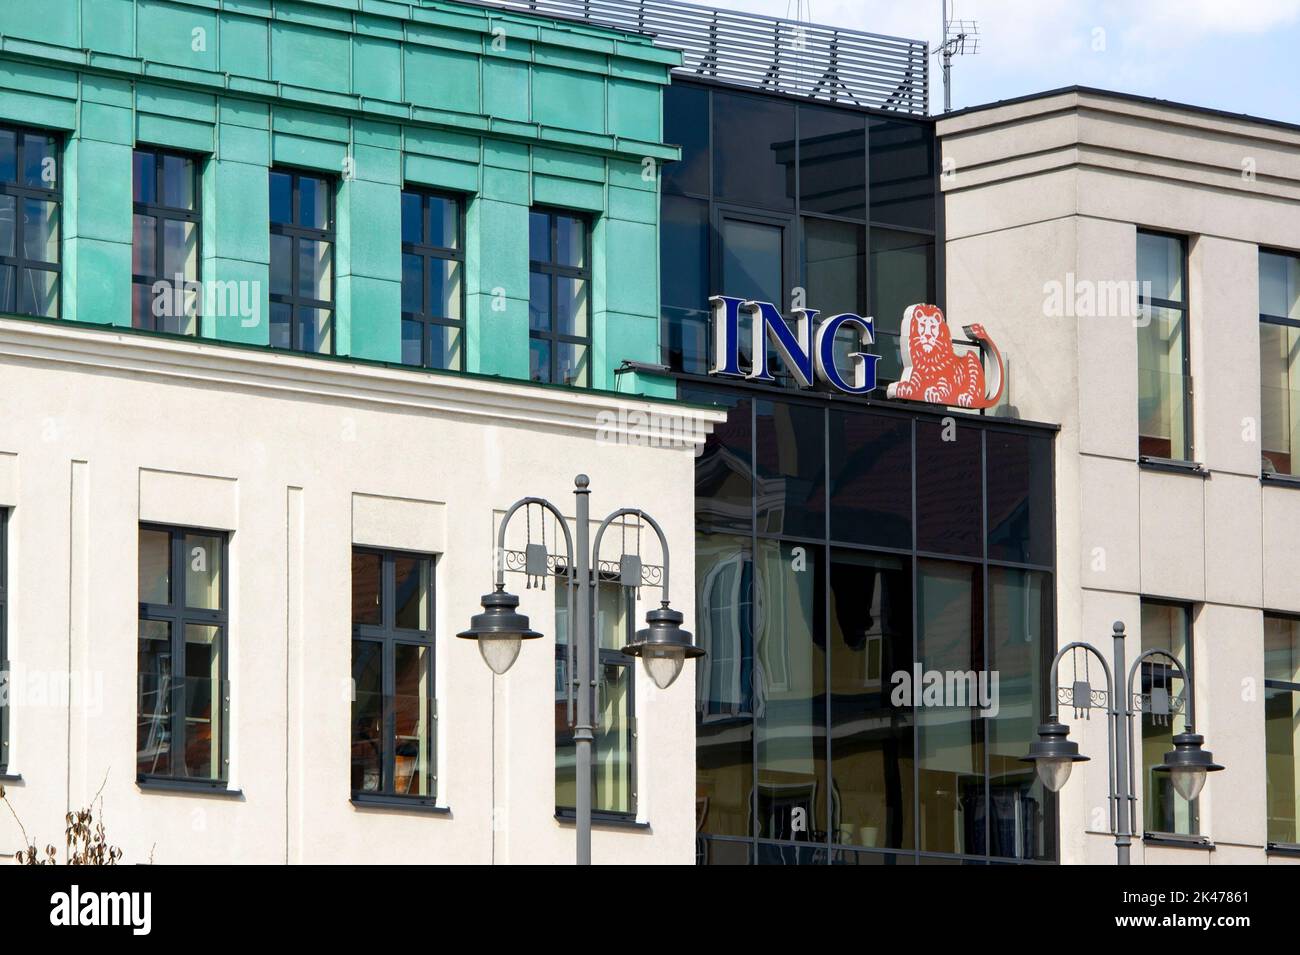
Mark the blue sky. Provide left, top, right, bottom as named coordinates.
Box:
left=701, top=0, right=1300, bottom=124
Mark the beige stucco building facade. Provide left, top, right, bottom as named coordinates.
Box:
left=939, top=88, right=1300, bottom=865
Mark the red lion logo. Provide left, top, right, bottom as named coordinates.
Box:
left=886, top=304, right=1004, bottom=409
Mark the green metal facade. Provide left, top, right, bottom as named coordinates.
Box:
left=0, top=0, right=678, bottom=394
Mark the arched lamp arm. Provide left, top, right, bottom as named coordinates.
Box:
left=591, top=507, right=672, bottom=604
left=493, top=496, right=576, bottom=590
left=1125, top=648, right=1194, bottom=731
left=1047, top=641, right=1115, bottom=721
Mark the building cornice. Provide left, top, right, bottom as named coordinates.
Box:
left=0, top=318, right=724, bottom=450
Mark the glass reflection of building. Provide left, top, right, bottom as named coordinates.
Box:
left=662, top=79, right=1059, bottom=864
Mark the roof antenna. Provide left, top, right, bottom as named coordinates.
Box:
left=938, top=0, right=980, bottom=112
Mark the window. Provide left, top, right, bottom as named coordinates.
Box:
left=351, top=548, right=436, bottom=804
left=132, top=148, right=200, bottom=335
left=528, top=209, right=590, bottom=386
left=1137, top=231, right=1191, bottom=460
left=137, top=525, right=228, bottom=785
left=1259, top=250, right=1300, bottom=475
left=1139, top=600, right=1196, bottom=835
left=0, top=126, right=61, bottom=317
left=269, top=169, right=334, bottom=354
left=555, top=574, right=635, bottom=817
left=1265, top=614, right=1300, bottom=846
left=0, top=510, right=8, bottom=775
left=401, top=189, right=464, bottom=370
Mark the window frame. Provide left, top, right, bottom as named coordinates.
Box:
left=132, top=146, right=203, bottom=335
left=136, top=523, right=230, bottom=789
left=268, top=167, right=336, bottom=355
left=1136, top=229, right=1193, bottom=462
left=529, top=207, right=593, bottom=387
left=0, top=509, right=8, bottom=776
left=400, top=187, right=465, bottom=371
left=1258, top=247, right=1300, bottom=477
left=350, top=546, right=438, bottom=808
left=1264, top=611, right=1300, bottom=848
left=1138, top=597, right=1198, bottom=838
left=553, top=568, right=638, bottom=821
left=0, top=125, right=62, bottom=319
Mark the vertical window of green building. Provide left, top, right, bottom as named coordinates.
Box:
left=269, top=169, right=335, bottom=355
left=132, top=148, right=200, bottom=335
left=1259, top=250, right=1300, bottom=476
left=528, top=208, right=591, bottom=387
left=1136, top=231, right=1192, bottom=461
left=0, top=126, right=61, bottom=319
left=1265, top=613, right=1300, bottom=847
left=400, top=189, right=464, bottom=371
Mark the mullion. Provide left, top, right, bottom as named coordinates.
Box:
left=382, top=553, right=396, bottom=794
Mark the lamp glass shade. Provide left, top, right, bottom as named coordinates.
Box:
left=478, top=634, right=523, bottom=675
left=1170, top=766, right=1207, bottom=802
left=642, top=646, right=686, bottom=690
left=1035, top=755, right=1075, bottom=793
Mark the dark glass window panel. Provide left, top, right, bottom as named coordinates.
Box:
left=988, top=568, right=1055, bottom=860
left=867, top=118, right=935, bottom=230
left=986, top=430, right=1053, bottom=564
left=698, top=838, right=752, bottom=865
left=829, top=410, right=912, bottom=548
left=394, top=556, right=430, bottom=631
left=555, top=215, right=585, bottom=268
left=0, top=195, right=13, bottom=257
left=182, top=624, right=221, bottom=778
left=132, top=281, right=155, bottom=330
left=917, top=559, right=985, bottom=854
left=269, top=302, right=291, bottom=349
left=137, top=620, right=173, bottom=777
left=529, top=273, right=551, bottom=332
left=428, top=323, right=462, bottom=371
left=269, top=233, right=292, bottom=297
left=663, top=305, right=710, bottom=376
left=298, top=175, right=329, bottom=229
left=268, top=171, right=292, bottom=225
left=830, top=847, right=916, bottom=865
left=695, top=533, right=755, bottom=837
left=756, top=843, right=825, bottom=865
left=428, top=195, right=458, bottom=249
left=296, top=238, right=332, bottom=302
left=350, top=639, right=384, bottom=792
left=799, top=105, right=866, bottom=219
left=0, top=129, right=15, bottom=183
left=0, top=265, right=12, bottom=312
left=133, top=213, right=157, bottom=275
left=1265, top=614, right=1300, bottom=685
left=401, top=318, right=422, bottom=366
left=295, top=306, right=331, bottom=354
left=139, top=528, right=171, bottom=605
left=802, top=217, right=864, bottom=316
left=161, top=218, right=196, bottom=281
left=829, top=549, right=914, bottom=850
left=529, top=210, right=550, bottom=262
left=915, top=419, right=983, bottom=558
left=132, top=150, right=155, bottom=205
left=555, top=276, right=588, bottom=337
left=161, top=154, right=195, bottom=210
left=392, top=644, right=434, bottom=796
left=870, top=228, right=934, bottom=342
left=755, top=539, right=825, bottom=841
left=184, top=532, right=223, bottom=610
left=401, top=253, right=422, bottom=314
left=714, top=91, right=795, bottom=210
left=529, top=338, right=550, bottom=383
left=1260, top=250, right=1300, bottom=320
left=662, top=82, right=709, bottom=196
left=1140, top=601, right=1197, bottom=835
left=23, top=199, right=58, bottom=264
left=429, top=260, right=461, bottom=321
left=682, top=385, right=752, bottom=533
left=351, top=551, right=382, bottom=626
left=18, top=268, right=57, bottom=318
left=556, top=341, right=589, bottom=387
left=721, top=217, right=784, bottom=304
left=1266, top=686, right=1299, bottom=845
left=660, top=195, right=709, bottom=311
left=401, top=191, right=423, bottom=245
left=755, top=398, right=824, bottom=537
left=22, top=134, right=56, bottom=189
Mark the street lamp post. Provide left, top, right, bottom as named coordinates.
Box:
left=1021, top=620, right=1223, bottom=865
left=458, top=474, right=702, bottom=865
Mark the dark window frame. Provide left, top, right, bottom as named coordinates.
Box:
left=136, top=523, right=230, bottom=789
left=1258, top=248, right=1300, bottom=476
left=350, top=546, right=438, bottom=807
left=0, top=125, right=62, bottom=319
left=529, top=207, right=593, bottom=387
left=132, top=146, right=203, bottom=335
left=553, top=568, right=638, bottom=820
left=269, top=167, right=336, bottom=355
left=400, top=187, right=465, bottom=371
left=1136, top=229, right=1193, bottom=461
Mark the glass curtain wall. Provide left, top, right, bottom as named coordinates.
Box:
left=690, top=382, right=1056, bottom=864
left=660, top=81, right=936, bottom=387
